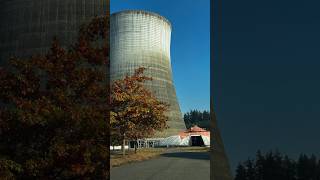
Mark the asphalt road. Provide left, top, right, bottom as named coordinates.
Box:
left=111, top=148, right=210, bottom=180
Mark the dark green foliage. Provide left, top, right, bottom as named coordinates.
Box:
left=235, top=150, right=320, bottom=180
left=245, top=159, right=256, bottom=180
left=183, top=109, right=210, bottom=129
left=235, top=163, right=247, bottom=180
left=297, top=154, right=318, bottom=180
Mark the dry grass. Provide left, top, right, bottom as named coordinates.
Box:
left=110, top=146, right=209, bottom=168
left=172, top=146, right=210, bottom=152
left=110, top=148, right=166, bottom=168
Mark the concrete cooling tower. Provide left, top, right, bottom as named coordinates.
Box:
left=0, top=0, right=107, bottom=64
left=110, top=10, right=186, bottom=137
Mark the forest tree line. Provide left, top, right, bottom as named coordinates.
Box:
left=235, top=150, right=320, bottom=180
left=183, top=109, right=210, bottom=129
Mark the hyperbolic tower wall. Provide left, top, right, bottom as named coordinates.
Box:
left=0, top=0, right=107, bottom=63
left=211, top=107, right=233, bottom=180
left=110, top=10, right=186, bottom=137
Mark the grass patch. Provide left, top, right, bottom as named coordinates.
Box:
left=110, top=148, right=166, bottom=168
left=172, top=146, right=210, bottom=152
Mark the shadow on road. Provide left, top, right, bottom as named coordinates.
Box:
left=160, top=151, right=209, bottom=160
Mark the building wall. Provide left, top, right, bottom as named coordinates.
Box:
left=0, top=0, right=107, bottom=64
left=110, top=10, right=186, bottom=137
left=180, top=131, right=210, bottom=139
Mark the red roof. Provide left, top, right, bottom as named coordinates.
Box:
left=185, top=125, right=208, bottom=133
left=179, top=125, right=210, bottom=139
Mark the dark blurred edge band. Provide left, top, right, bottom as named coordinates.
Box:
left=210, top=0, right=233, bottom=179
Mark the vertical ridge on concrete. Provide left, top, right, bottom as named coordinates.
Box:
left=0, top=0, right=107, bottom=63
left=110, top=10, right=186, bottom=137
left=211, top=98, right=233, bottom=180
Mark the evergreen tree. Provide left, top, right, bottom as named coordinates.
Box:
left=273, top=150, right=285, bottom=180
left=255, top=150, right=264, bottom=180
left=246, top=159, right=256, bottom=180
left=235, top=163, right=247, bottom=180
left=316, top=159, right=320, bottom=180
left=297, top=154, right=310, bottom=180
left=309, top=154, right=318, bottom=180
left=282, top=155, right=297, bottom=180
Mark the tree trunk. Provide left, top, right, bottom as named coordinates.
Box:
left=134, top=140, right=137, bottom=154
left=122, top=134, right=126, bottom=157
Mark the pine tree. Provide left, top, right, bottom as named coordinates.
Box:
left=235, top=163, right=247, bottom=180
left=282, top=155, right=297, bottom=180
left=297, top=154, right=309, bottom=180
left=255, top=150, right=264, bottom=180
left=246, top=159, right=256, bottom=180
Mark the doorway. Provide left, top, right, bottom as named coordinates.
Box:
left=190, top=135, right=205, bottom=146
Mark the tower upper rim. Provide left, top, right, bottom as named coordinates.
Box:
left=111, top=10, right=172, bottom=29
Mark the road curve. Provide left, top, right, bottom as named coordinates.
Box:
left=111, top=149, right=210, bottom=180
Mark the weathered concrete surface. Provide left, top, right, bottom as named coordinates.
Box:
left=110, top=11, right=186, bottom=137
left=0, top=0, right=108, bottom=65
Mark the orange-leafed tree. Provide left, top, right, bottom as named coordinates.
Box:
left=110, top=67, right=169, bottom=155
left=0, top=16, right=109, bottom=179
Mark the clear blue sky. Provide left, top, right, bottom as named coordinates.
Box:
left=111, top=0, right=210, bottom=114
